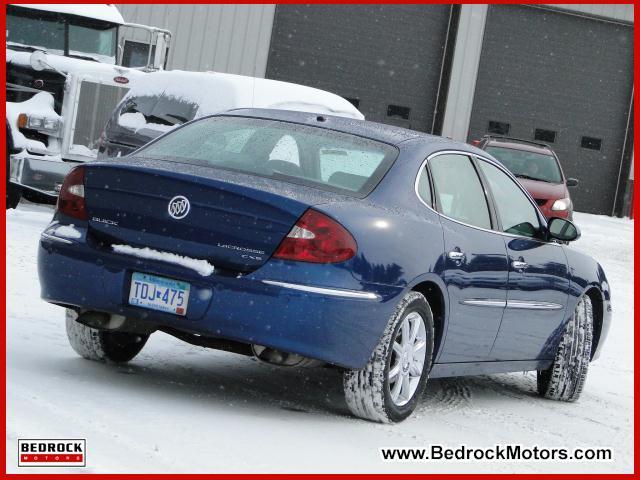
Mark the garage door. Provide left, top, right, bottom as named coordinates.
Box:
left=468, top=5, right=633, bottom=215
left=266, top=4, right=453, bottom=133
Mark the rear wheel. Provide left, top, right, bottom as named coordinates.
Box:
left=537, top=294, right=593, bottom=401
left=343, top=292, right=434, bottom=423
left=65, top=309, right=149, bottom=363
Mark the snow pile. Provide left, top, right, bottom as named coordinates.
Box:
left=117, top=112, right=175, bottom=134
left=6, top=49, right=146, bottom=78
left=112, top=244, right=215, bottom=277
left=123, top=70, right=364, bottom=121
left=53, top=224, right=82, bottom=239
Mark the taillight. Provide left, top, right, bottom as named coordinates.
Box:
left=57, top=166, right=88, bottom=220
left=471, top=139, right=480, bottom=146
left=273, top=209, right=357, bottom=264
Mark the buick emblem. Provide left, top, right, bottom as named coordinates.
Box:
left=168, top=196, right=190, bottom=219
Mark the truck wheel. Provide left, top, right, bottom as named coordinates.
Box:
left=343, top=292, right=434, bottom=423
left=65, top=309, right=149, bottom=363
left=6, top=182, right=21, bottom=209
left=537, top=294, right=593, bottom=401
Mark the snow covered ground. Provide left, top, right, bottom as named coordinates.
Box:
left=6, top=202, right=634, bottom=473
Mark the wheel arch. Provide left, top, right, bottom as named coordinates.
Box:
left=584, top=286, right=604, bottom=361
left=411, top=280, right=446, bottom=361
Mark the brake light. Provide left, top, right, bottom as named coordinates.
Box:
left=57, top=166, right=88, bottom=220
left=471, top=139, right=480, bottom=146
left=273, top=209, right=357, bottom=263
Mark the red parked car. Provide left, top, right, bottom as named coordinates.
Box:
left=474, top=136, right=578, bottom=219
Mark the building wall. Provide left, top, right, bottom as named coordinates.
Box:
left=117, top=4, right=275, bottom=76
left=115, top=4, right=634, bottom=215
left=550, top=4, right=634, bottom=23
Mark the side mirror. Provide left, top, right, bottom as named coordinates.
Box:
left=566, top=178, right=579, bottom=187
left=29, top=50, right=49, bottom=71
left=547, top=217, right=580, bottom=242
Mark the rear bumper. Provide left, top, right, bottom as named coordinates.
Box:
left=38, top=227, right=403, bottom=369
left=9, top=154, right=73, bottom=196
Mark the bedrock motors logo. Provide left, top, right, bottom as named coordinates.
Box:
left=18, top=439, right=86, bottom=467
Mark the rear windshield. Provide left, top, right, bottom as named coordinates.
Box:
left=117, top=95, right=198, bottom=132
left=485, top=146, right=563, bottom=184
left=136, top=116, right=398, bottom=197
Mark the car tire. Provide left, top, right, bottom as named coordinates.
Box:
left=65, top=309, right=149, bottom=363
left=6, top=182, right=21, bottom=210
left=537, top=294, right=593, bottom=401
left=343, top=291, right=434, bottom=423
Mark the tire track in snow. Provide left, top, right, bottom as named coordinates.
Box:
left=7, top=383, right=181, bottom=473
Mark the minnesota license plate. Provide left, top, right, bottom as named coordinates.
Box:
left=129, top=272, right=190, bottom=316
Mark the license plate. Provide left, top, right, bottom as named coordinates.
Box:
left=129, top=272, right=190, bottom=316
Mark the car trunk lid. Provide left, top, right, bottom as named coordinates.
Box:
left=83, top=159, right=349, bottom=272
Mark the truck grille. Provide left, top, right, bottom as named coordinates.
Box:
left=71, top=80, right=128, bottom=156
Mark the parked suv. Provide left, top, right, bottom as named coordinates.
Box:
left=474, top=136, right=578, bottom=219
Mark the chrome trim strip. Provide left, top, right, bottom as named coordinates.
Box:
left=460, top=299, right=507, bottom=308
left=40, top=232, right=73, bottom=245
left=261, top=280, right=380, bottom=300
left=506, top=300, right=564, bottom=311
left=460, top=298, right=564, bottom=310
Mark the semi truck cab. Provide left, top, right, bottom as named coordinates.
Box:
left=6, top=4, right=171, bottom=208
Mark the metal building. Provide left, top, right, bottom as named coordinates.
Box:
left=117, top=4, right=634, bottom=216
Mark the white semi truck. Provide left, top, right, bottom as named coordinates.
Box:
left=6, top=4, right=171, bottom=208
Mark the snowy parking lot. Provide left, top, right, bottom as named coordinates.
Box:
left=6, top=202, right=633, bottom=473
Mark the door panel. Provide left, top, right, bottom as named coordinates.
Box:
left=474, top=157, right=571, bottom=361
left=438, top=219, right=509, bottom=362
left=490, top=238, right=570, bottom=360
left=428, top=153, right=508, bottom=363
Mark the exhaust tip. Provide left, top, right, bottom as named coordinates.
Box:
left=251, top=345, right=323, bottom=368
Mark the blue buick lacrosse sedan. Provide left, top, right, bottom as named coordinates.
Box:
left=38, top=109, right=611, bottom=422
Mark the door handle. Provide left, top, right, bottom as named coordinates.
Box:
left=512, top=260, right=528, bottom=271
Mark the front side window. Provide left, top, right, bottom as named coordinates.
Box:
left=485, top=146, right=563, bottom=184
left=137, top=116, right=398, bottom=197
left=429, top=154, right=491, bottom=230
left=478, top=159, right=541, bottom=238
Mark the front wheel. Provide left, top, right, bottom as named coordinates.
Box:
left=537, top=294, right=593, bottom=401
left=6, top=182, right=20, bottom=209
left=66, top=309, right=149, bottom=363
left=343, top=292, right=434, bottom=423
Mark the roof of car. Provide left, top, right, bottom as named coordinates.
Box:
left=218, top=108, right=449, bottom=147
left=484, top=137, right=554, bottom=155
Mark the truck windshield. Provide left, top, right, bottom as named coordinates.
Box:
left=7, top=9, right=117, bottom=62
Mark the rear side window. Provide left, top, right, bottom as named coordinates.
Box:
left=136, top=116, right=398, bottom=197
left=478, top=159, right=541, bottom=238
left=429, top=154, right=491, bottom=230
